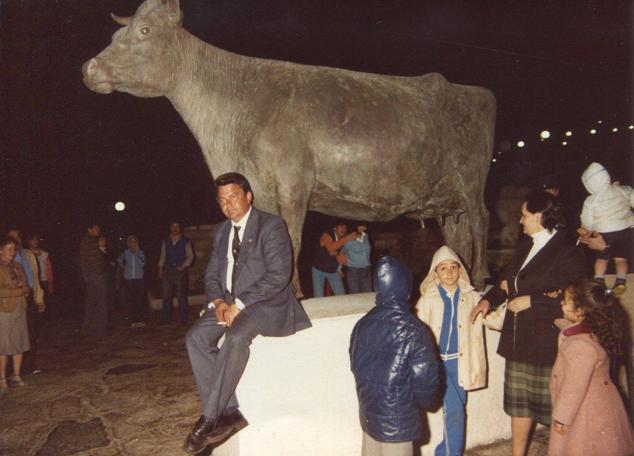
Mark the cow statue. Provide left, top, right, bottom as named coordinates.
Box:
left=82, top=0, right=496, bottom=294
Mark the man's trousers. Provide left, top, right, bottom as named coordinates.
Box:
left=186, top=308, right=260, bottom=419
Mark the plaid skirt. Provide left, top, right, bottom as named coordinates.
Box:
left=504, top=360, right=552, bottom=425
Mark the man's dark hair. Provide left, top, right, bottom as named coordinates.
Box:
left=85, top=222, right=100, bottom=231
left=332, top=219, right=347, bottom=228
left=525, top=190, right=566, bottom=231
left=6, top=226, right=20, bottom=236
left=214, top=172, right=253, bottom=196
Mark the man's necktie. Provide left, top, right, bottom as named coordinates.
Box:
left=231, top=225, right=241, bottom=297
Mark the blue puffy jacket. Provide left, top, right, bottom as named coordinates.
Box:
left=349, top=256, right=440, bottom=442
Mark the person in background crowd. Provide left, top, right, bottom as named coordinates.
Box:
left=350, top=256, right=440, bottom=456
left=117, top=235, right=147, bottom=329
left=7, top=228, right=44, bottom=376
left=339, top=225, right=372, bottom=293
left=548, top=280, right=634, bottom=456
left=0, top=237, right=31, bottom=394
left=27, top=234, right=54, bottom=297
left=158, top=222, right=193, bottom=325
left=578, top=162, right=634, bottom=294
left=312, top=220, right=356, bottom=297
left=79, top=223, right=108, bottom=338
left=98, top=235, right=117, bottom=312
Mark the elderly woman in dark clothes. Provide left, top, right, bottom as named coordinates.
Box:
left=0, top=237, right=31, bottom=395
left=471, top=191, right=586, bottom=456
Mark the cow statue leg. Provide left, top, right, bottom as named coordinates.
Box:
left=467, top=199, right=490, bottom=289
left=276, top=191, right=311, bottom=299
left=438, top=200, right=489, bottom=290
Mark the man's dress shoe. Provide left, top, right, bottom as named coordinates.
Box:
left=208, top=410, right=249, bottom=443
left=183, top=411, right=248, bottom=454
left=183, top=415, right=216, bottom=454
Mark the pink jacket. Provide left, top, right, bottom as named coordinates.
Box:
left=548, top=323, right=634, bottom=456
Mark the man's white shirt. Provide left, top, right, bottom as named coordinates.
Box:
left=207, top=206, right=252, bottom=311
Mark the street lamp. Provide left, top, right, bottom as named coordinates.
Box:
left=114, top=201, right=126, bottom=212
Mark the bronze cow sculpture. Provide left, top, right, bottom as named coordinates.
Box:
left=82, top=0, right=496, bottom=293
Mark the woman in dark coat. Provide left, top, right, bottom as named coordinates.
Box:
left=478, top=191, right=586, bottom=456
left=349, top=256, right=440, bottom=456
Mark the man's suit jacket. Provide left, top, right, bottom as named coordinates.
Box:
left=485, top=230, right=586, bottom=365
left=205, top=207, right=311, bottom=337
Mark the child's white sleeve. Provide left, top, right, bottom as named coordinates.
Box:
left=415, top=295, right=430, bottom=323
left=579, top=197, right=594, bottom=230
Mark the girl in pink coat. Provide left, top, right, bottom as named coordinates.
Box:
left=548, top=280, right=634, bottom=456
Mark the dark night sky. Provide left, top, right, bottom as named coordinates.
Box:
left=1, top=0, right=632, bottom=264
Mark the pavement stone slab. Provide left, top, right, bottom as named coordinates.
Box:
left=35, top=418, right=110, bottom=456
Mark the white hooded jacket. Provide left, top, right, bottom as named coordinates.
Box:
left=580, top=162, right=634, bottom=233
left=416, top=246, right=491, bottom=391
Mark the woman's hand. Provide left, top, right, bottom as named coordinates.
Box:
left=508, top=295, right=531, bottom=314
left=470, top=299, right=490, bottom=323
left=500, top=280, right=509, bottom=294
left=544, top=289, right=561, bottom=299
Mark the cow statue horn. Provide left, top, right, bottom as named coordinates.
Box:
left=111, top=13, right=132, bottom=26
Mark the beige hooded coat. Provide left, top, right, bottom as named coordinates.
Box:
left=416, top=246, right=490, bottom=391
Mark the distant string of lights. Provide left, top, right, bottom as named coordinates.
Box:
left=490, top=120, right=634, bottom=163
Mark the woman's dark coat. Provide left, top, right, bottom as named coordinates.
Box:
left=485, top=231, right=586, bottom=366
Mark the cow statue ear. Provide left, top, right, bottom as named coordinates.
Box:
left=161, top=0, right=182, bottom=25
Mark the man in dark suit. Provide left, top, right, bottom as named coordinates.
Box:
left=184, top=172, right=312, bottom=454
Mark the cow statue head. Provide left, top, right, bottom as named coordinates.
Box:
left=82, top=0, right=183, bottom=97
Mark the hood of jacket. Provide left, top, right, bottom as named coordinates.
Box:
left=126, top=235, right=139, bottom=249
left=374, top=256, right=412, bottom=309
left=419, top=245, right=473, bottom=296
left=581, top=162, right=611, bottom=195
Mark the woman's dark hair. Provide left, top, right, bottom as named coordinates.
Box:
left=567, top=279, right=627, bottom=358
left=0, top=237, right=17, bottom=250
left=214, top=172, right=253, bottom=196
left=524, top=190, right=566, bottom=231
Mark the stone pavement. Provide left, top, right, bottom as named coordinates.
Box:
left=0, top=305, right=552, bottom=456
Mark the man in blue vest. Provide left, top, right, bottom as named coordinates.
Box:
left=158, top=222, right=193, bottom=325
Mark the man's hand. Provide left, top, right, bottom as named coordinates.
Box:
left=37, top=302, right=46, bottom=313
left=21, top=285, right=30, bottom=297
left=176, top=265, right=185, bottom=272
left=500, top=280, right=509, bottom=295
left=470, top=299, right=490, bottom=323
left=158, top=268, right=165, bottom=280
left=225, top=305, right=241, bottom=327
left=215, top=300, right=230, bottom=323
left=508, top=295, right=531, bottom=314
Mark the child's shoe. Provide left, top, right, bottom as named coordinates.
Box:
left=592, top=277, right=606, bottom=289
left=612, top=279, right=627, bottom=296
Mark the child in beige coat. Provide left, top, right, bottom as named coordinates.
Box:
left=417, top=246, right=496, bottom=456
